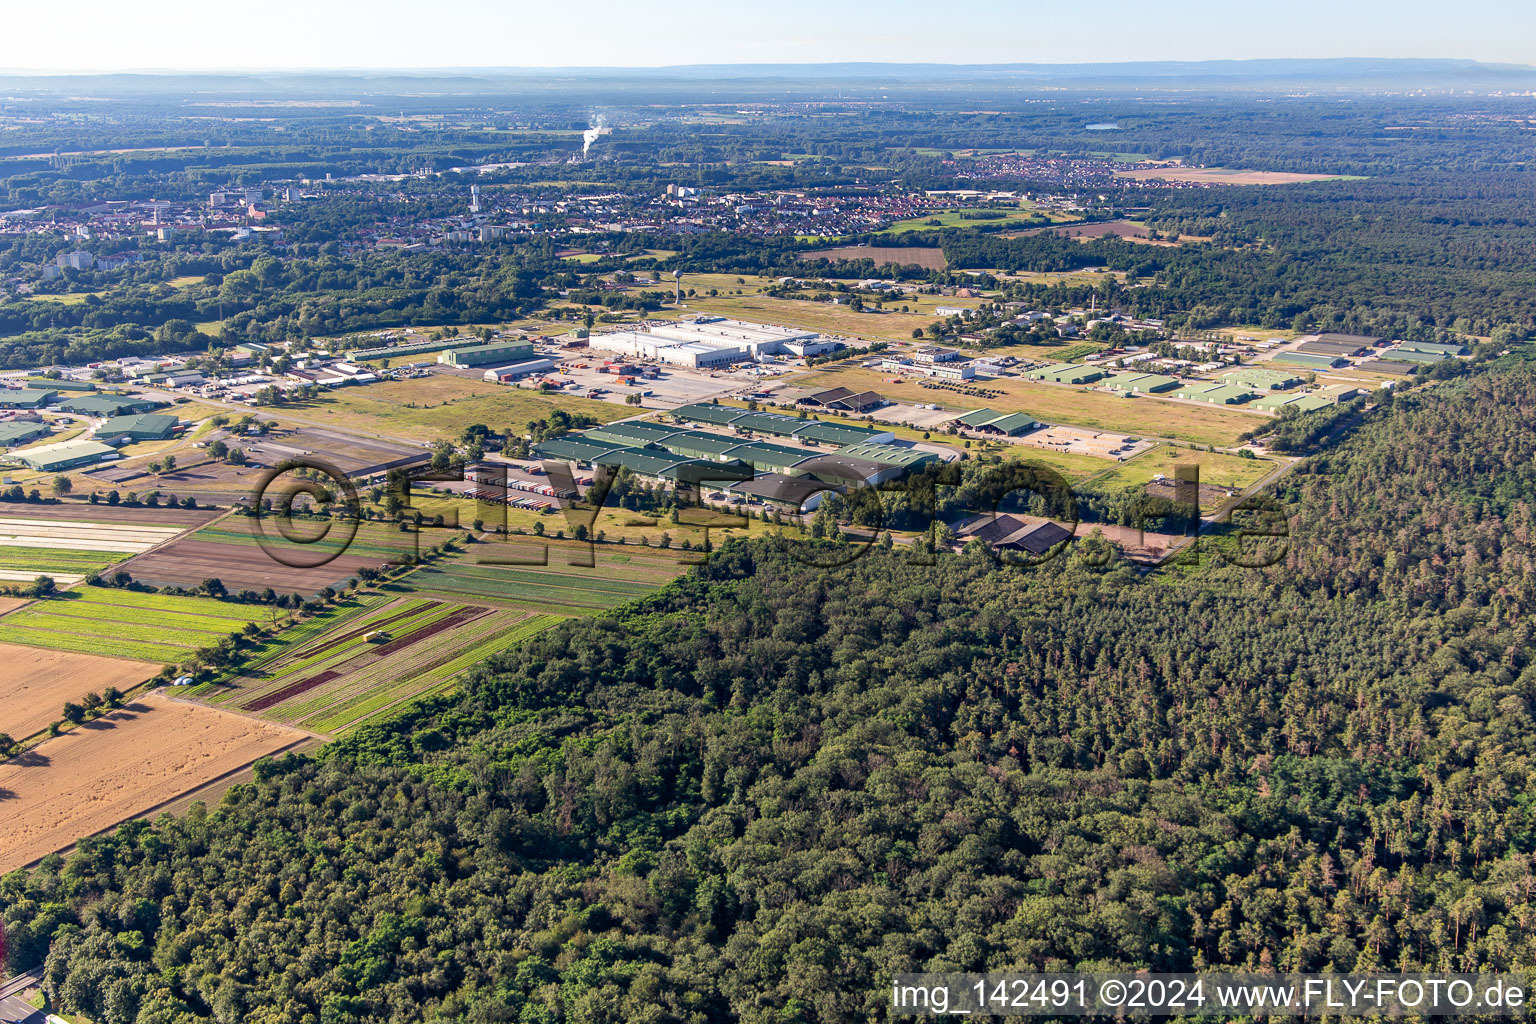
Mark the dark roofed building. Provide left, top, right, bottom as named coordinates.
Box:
left=1359, top=359, right=1418, bottom=376
left=1297, top=339, right=1371, bottom=358
left=729, top=473, right=844, bottom=510
left=963, top=513, right=1033, bottom=547
left=1316, top=332, right=1384, bottom=348
left=793, top=453, right=904, bottom=487
left=797, top=386, right=855, bottom=406
left=822, top=390, right=886, bottom=414
left=999, top=521, right=1075, bottom=555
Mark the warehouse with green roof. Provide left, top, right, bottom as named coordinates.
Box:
left=58, top=394, right=164, bottom=417
left=0, top=388, right=55, bottom=409
left=672, top=403, right=748, bottom=427
left=1251, top=393, right=1303, bottom=413
left=7, top=438, right=118, bottom=472
left=657, top=430, right=748, bottom=462
left=531, top=436, right=626, bottom=464
left=668, top=404, right=894, bottom=445
left=583, top=421, right=684, bottom=447
left=1229, top=367, right=1303, bottom=391
left=0, top=421, right=50, bottom=447
left=1391, top=347, right=1453, bottom=364
left=1398, top=341, right=1467, bottom=356
left=1273, top=351, right=1347, bottom=370
left=833, top=442, right=945, bottom=472
left=1026, top=362, right=1106, bottom=385
left=437, top=340, right=535, bottom=367
left=955, top=408, right=1042, bottom=435
left=1099, top=372, right=1178, bottom=393
left=97, top=413, right=179, bottom=441
left=790, top=420, right=892, bottom=445
left=726, top=441, right=817, bottom=476
left=1175, top=383, right=1257, bottom=405
left=1284, top=394, right=1333, bottom=413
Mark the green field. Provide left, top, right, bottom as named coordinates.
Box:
left=1084, top=443, right=1279, bottom=494
left=875, top=207, right=1053, bottom=235
left=191, top=517, right=433, bottom=561
left=407, top=540, right=686, bottom=610
left=0, top=545, right=128, bottom=573
left=275, top=374, right=626, bottom=442
left=0, top=587, right=267, bottom=662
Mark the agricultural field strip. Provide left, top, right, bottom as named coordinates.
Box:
left=240, top=605, right=490, bottom=716
left=281, top=611, right=516, bottom=723
left=0, top=626, right=202, bottom=662
left=4, top=612, right=246, bottom=644
left=236, top=600, right=454, bottom=689
left=26, top=598, right=264, bottom=626
left=0, top=589, right=270, bottom=660
left=194, top=599, right=452, bottom=705
left=0, top=546, right=126, bottom=567
left=453, top=564, right=669, bottom=594
left=188, top=524, right=420, bottom=558
left=0, top=569, right=85, bottom=584
left=55, top=587, right=266, bottom=615
left=409, top=574, right=634, bottom=609
left=411, top=566, right=665, bottom=606
left=0, top=519, right=183, bottom=552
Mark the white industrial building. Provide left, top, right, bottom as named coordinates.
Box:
left=590, top=317, right=840, bottom=369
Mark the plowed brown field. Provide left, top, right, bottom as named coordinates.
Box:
left=0, top=642, right=161, bottom=739
left=114, top=540, right=388, bottom=594
left=0, top=694, right=304, bottom=872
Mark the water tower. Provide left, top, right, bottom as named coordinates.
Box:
left=673, top=269, right=682, bottom=304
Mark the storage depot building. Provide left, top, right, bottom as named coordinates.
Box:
left=439, top=341, right=536, bottom=368
left=96, top=413, right=179, bottom=441
left=0, top=388, right=55, bottom=409
left=0, top=421, right=50, bottom=447
left=1026, top=362, right=1105, bottom=385
left=955, top=408, right=1043, bottom=435
left=58, top=394, right=164, bottom=416
left=9, top=438, right=118, bottom=471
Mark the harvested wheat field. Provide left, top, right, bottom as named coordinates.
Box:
left=1114, top=166, right=1345, bottom=185
left=0, top=693, right=305, bottom=872
left=0, top=597, right=29, bottom=616
left=0, top=642, right=161, bottom=739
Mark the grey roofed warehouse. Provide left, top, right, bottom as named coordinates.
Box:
left=729, top=472, right=843, bottom=511
left=793, top=452, right=907, bottom=487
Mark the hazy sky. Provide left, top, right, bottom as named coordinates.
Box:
left=3, top=0, right=1533, bottom=71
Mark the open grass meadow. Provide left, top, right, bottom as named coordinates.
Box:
left=791, top=366, right=1265, bottom=446
left=0, top=587, right=269, bottom=663
left=276, top=374, right=627, bottom=442
left=1084, top=443, right=1280, bottom=494
left=679, top=292, right=954, bottom=343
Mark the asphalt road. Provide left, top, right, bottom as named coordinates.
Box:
left=0, top=992, right=43, bottom=1024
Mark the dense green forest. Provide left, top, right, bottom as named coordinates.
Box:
left=5, top=362, right=1536, bottom=1023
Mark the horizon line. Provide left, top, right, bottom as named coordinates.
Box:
left=1, top=56, right=1534, bottom=77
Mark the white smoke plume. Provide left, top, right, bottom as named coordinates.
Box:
left=582, top=115, right=610, bottom=158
